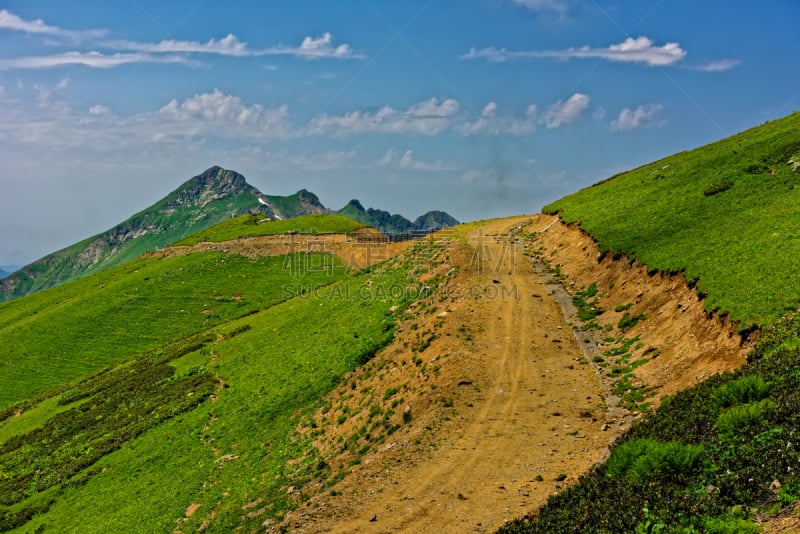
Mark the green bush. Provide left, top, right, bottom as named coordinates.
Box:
left=605, top=438, right=705, bottom=483
left=711, top=375, right=770, bottom=408
left=716, top=399, right=774, bottom=435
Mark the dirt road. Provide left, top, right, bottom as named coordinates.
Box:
left=313, top=217, right=614, bottom=533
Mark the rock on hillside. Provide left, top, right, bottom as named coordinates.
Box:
left=0, top=166, right=324, bottom=302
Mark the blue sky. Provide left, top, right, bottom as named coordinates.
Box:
left=1, top=1, right=799, bottom=266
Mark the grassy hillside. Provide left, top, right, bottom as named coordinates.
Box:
left=0, top=167, right=271, bottom=303
left=1, top=268, right=416, bottom=532
left=173, top=213, right=365, bottom=246
left=0, top=249, right=343, bottom=410
left=262, top=188, right=327, bottom=219
left=0, top=215, right=435, bottom=531
left=501, top=113, right=800, bottom=532
left=544, top=112, right=800, bottom=328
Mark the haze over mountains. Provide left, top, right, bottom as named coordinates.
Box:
left=0, top=166, right=458, bottom=302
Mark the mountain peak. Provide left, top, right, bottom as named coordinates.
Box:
left=170, top=166, right=257, bottom=208
left=345, top=199, right=365, bottom=212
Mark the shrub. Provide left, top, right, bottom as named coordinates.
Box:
left=605, top=438, right=705, bottom=483
left=711, top=375, right=770, bottom=408
left=716, top=399, right=774, bottom=435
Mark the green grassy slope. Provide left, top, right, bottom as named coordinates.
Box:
left=0, top=217, right=437, bottom=531
left=0, top=167, right=270, bottom=303
left=173, top=213, right=365, bottom=246
left=2, top=267, right=415, bottom=532
left=500, top=113, right=800, bottom=532
left=544, top=112, right=800, bottom=327
left=0, top=249, right=343, bottom=410
left=262, top=188, right=327, bottom=218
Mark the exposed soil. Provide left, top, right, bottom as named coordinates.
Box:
left=279, top=217, right=624, bottom=533
left=154, top=217, right=755, bottom=531
left=149, top=229, right=410, bottom=271
left=526, top=216, right=753, bottom=401
left=276, top=215, right=755, bottom=532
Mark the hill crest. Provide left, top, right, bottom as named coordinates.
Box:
left=0, top=166, right=310, bottom=302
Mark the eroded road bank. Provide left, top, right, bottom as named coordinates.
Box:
left=283, top=216, right=621, bottom=533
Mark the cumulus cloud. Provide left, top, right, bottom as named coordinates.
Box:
left=458, top=101, right=538, bottom=135
left=462, top=36, right=686, bottom=67
left=610, top=103, right=665, bottom=131
left=308, top=97, right=460, bottom=136
left=158, top=89, right=291, bottom=138
left=295, top=32, right=361, bottom=59
left=541, top=93, right=590, bottom=128
left=379, top=148, right=457, bottom=171
left=0, top=51, right=189, bottom=70
left=0, top=9, right=106, bottom=39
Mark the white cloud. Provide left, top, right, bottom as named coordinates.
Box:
left=158, top=89, right=291, bottom=137
left=105, top=33, right=249, bottom=56
left=3, top=30, right=360, bottom=71
left=89, top=104, right=111, bottom=115
left=308, top=97, right=459, bottom=136
left=541, top=93, right=590, bottom=128
left=462, top=36, right=686, bottom=67
left=610, top=103, right=665, bottom=131
left=0, top=51, right=189, bottom=70
left=693, top=59, right=741, bottom=72
left=379, top=148, right=457, bottom=171
left=296, top=32, right=361, bottom=60
left=0, top=9, right=106, bottom=39
left=458, top=101, right=537, bottom=135
left=107, top=32, right=362, bottom=60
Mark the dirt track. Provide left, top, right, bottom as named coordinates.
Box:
left=297, top=217, right=616, bottom=533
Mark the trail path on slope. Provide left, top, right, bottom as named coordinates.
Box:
left=320, top=217, right=614, bottom=533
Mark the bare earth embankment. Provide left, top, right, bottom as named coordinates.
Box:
left=275, top=215, right=752, bottom=532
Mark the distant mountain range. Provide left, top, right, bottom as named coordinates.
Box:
left=338, top=199, right=459, bottom=235
left=0, top=269, right=9, bottom=280
left=0, top=166, right=459, bottom=302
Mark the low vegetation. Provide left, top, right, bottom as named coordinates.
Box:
left=0, top=250, right=342, bottom=409
left=545, top=112, right=800, bottom=328
left=502, top=113, right=800, bottom=531
left=0, top=221, right=439, bottom=531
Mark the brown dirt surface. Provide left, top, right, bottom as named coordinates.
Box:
left=525, top=216, right=753, bottom=402
left=148, top=231, right=410, bottom=271
left=756, top=501, right=800, bottom=532
left=280, top=216, right=621, bottom=533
